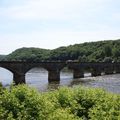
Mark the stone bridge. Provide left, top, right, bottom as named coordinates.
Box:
left=0, top=61, right=120, bottom=84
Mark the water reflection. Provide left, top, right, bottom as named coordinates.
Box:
left=0, top=67, right=13, bottom=86
left=0, top=68, right=120, bottom=94
left=47, top=81, right=60, bottom=91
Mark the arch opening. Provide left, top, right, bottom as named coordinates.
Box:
left=0, top=67, right=13, bottom=86
left=60, top=67, right=73, bottom=86
left=83, top=66, right=92, bottom=77
left=25, top=67, right=48, bottom=91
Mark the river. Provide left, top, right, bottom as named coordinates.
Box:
left=0, top=67, right=120, bottom=94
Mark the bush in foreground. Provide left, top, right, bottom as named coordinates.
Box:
left=0, top=85, right=120, bottom=120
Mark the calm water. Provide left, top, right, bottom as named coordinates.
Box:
left=0, top=67, right=120, bottom=94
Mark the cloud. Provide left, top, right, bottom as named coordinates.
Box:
left=0, top=0, right=109, bottom=21
left=0, top=0, right=120, bottom=54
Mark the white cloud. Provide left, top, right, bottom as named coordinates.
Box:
left=0, top=0, right=120, bottom=54
left=0, top=0, right=109, bottom=21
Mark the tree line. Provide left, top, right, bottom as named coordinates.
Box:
left=1, top=39, right=120, bottom=62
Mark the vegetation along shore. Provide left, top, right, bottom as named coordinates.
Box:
left=0, top=84, right=120, bottom=120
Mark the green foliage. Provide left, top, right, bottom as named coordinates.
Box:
left=5, top=47, right=50, bottom=61
left=0, top=85, right=55, bottom=120
left=2, top=39, right=120, bottom=62
left=113, top=47, right=120, bottom=60
left=0, top=85, right=120, bottom=120
left=78, top=55, right=88, bottom=62
left=104, top=45, right=112, bottom=57
left=103, top=57, right=113, bottom=63
left=0, top=55, right=6, bottom=61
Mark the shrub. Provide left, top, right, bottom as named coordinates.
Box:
left=0, top=85, right=120, bottom=120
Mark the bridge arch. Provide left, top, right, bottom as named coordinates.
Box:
left=0, top=66, right=15, bottom=74
left=60, top=66, right=73, bottom=85
left=23, top=65, right=48, bottom=74
left=25, top=67, right=48, bottom=87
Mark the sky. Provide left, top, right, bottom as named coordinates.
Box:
left=0, top=0, right=120, bottom=54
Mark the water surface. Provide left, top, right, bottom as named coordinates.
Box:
left=0, top=67, right=120, bottom=94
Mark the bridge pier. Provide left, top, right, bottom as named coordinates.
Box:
left=13, top=73, right=25, bottom=85
left=91, top=68, right=101, bottom=77
left=115, top=64, right=120, bottom=73
left=73, top=69, right=84, bottom=78
left=48, top=70, right=60, bottom=82
left=104, top=65, right=114, bottom=74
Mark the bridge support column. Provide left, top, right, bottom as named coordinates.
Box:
left=73, top=69, right=84, bottom=78
left=13, top=73, right=25, bottom=85
left=48, top=70, right=60, bottom=82
left=104, top=65, right=114, bottom=74
left=91, top=68, right=101, bottom=77
left=115, top=64, right=120, bottom=73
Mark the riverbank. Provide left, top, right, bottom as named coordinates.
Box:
left=0, top=84, right=120, bottom=119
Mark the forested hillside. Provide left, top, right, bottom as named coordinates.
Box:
left=5, top=47, right=50, bottom=62
left=2, top=39, right=120, bottom=62
left=0, top=55, right=6, bottom=61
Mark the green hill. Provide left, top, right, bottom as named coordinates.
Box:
left=4, top=39, right=120, bottom=62
left=0, top=55, right=6, bottom=61
left=5, top=47, right=50, bottom=61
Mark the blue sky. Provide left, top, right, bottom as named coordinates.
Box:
left=0, top=0, right=120, bottom=54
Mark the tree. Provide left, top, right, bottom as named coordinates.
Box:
left=78, top=55, right=88, bottom=62
left=103, top=57, right=113, bottom=63
left=104, top=45, right=112, bottom=57
left=113, top=48, right=120, bottom=58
